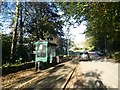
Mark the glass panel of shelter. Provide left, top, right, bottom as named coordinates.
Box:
left=37, top=44, right=47, bottom=57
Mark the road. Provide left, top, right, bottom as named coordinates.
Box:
left=1, top=53, right=120, bottom=90
left=66, top=58, right=120, bottom=90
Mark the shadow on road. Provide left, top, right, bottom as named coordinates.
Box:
left=48, top=64, right=65, bottom=73
left=48, top=59, right=78, bottom=73
left=70, top=59, right=79, bottom=64
left=26, top=60, right=77, bottom=89
left=73, top=70, right=107, bottom=90
left=83, top=70, right=103, bottom=79
left=42, top=56, right=75, bottom=70
left=29, top=74, right=67, bottom=88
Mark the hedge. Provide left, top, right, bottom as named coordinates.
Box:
left=108, top=52, right=120, bottom=63
left=112, top=52, right=120, bottom=63
left=1, top=61, right=35, bottom=76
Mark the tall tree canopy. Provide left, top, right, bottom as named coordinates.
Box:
left=1, top=2, right=65, bottom=63
left=59, top=2, right=120, bottom=51
left=1, top=2, right=120, bottom=63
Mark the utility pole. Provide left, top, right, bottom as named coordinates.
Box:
left=105, top=35, right=108, bottom=54
left=66, top=27, right=70, bottom=56
left=65, top=24, right=70, bottom=56
left=67, top=37, right=69, bottom=56
left=105, top=37, right=107, bottom=53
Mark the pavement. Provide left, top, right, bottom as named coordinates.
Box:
left=66, top=59, right=120, bottom=90
left=28, top=60, right=78, bottom=89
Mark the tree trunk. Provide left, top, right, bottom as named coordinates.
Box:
left=19, top=2, right=23, bottom=45
left=10, top=0, right=19, bottom=63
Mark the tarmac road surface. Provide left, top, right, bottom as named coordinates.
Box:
left=66, top=59, right=120, bottom=90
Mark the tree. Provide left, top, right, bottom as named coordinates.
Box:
left=59, top=2, right=120, bottom=52
left=2, top=34, right=12, bottom=64
left=1, top=2, right=65, bottom=63
left=24, top=2, right=64, bottom=44
left=10, top=0, right=19, bottom=63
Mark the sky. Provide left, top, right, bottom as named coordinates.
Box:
left=70, top=21, right=87, bottom=42
left=63, top=21, right=87, bottom=42
left=0, top=2, right=15, bottom=34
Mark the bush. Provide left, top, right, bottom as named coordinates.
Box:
left=15, top=45, right=29, bottom=62
left=2, top=34, right=12, bottom=64
left=2, top=34, right=35, bottom=64
left=2, top=61, right=35, bottom=75
left=111, top=52, right=120, bottom=63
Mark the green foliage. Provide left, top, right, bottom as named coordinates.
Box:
left=111, top=52, right=120, bottom=63
left=2, top=2, right=65, bottom=63
left=2, top=2, right=120, bottom=64
left=15, top=43, right=35, bottom=63
left=24, top=2, right=64, bottom=42
left=60, top=2, right=120, bottom=52
left=15, top=45, right=28, bottom=62
left=2, top=61, right=34, bottom=75
left=2, top=34, right=34, bottom=64
left=85, top=3, right=120, bottom=51
left=2, top=34, right=12, bottom=64
left=56, top=38, right=67, bottom=55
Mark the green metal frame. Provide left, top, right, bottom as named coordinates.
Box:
left=34, top=40, right=57, bottom=63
